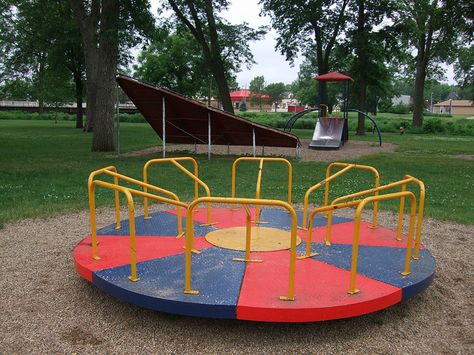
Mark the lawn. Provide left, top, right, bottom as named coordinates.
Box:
left=0, top=119, right=473, bottom=228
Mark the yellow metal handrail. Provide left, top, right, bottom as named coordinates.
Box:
left=349, top=192, right=417, bottom=294
left=88, top=174, right=188, bottom=281
left=88, top=166, right=121, bottom=229
left=89, top=180, right=139, bottom=281
left=143, top=157, right=214, bottom=226
left=302, top=164, right=354, bottom=229
left=326, top=176, right=425, bottom=259
left=323, top=163, right=380, bottom=227
left=100, top=169, right=184, bottom=236
left=184, top=196, right=298, bottom=301
left=231, top=157, right=292, bottom=223
left=301, top=191, right=417, bottom=295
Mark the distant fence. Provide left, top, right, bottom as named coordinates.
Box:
left=0, top=100, right=139, bottom=114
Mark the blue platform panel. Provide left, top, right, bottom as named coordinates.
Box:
left=93, top=247, right=246, bottom=319
left=297, top=242, right=436, bottom=300
left=97, top=211, right=217, bottom=237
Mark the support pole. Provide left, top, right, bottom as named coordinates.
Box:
left=252, top=128, right=256, bottom=157
left=162, top=97, right=166, bottom=158
left=116, top=83, right=120, bottom=156
left=208, top=112, right=211, bottom=160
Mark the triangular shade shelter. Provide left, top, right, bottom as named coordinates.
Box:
left=117, top=75, right=300, bottom=148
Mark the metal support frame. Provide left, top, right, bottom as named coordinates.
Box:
left=143, top=157, right=214, bottom=226
left=326, top=175, right=425, bottom=257
left=162, top=97, right=166, bottom=158
left=184, top=196, right=298, bottom=301
left=208, top=112, right=211, bottom=160
left=302, top=163, right=380, bottom=230
left=252, top=128, right=256, bottom=157
left=300, top=191, right=417, bottom=295
left=231, top=157, right=293, bottom=223
left=88, top=170, right=187, bottom=281
left=116, top=83, right=120, bottom=156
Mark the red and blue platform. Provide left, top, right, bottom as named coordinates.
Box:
left=74, top=207, right=435, bottom=322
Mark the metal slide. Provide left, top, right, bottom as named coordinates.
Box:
left=309, top=117, right=347, bottom=149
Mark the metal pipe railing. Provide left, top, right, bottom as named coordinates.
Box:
left=300, top=191, right=417, bottom=295
left=143, top=157, right=214, bottom=226
left=302, top=164, right=355, bottom=229
left=323, top=163, right=380, bottom=227
left=349, top=191, right=417, bottom=294
left=231, top=157, right=292, bottom=223
left=88, top=177, right=188, bottom=281
left=326, top=176, right=425, bottom=260
left=183, top=196, right=298, bottom=301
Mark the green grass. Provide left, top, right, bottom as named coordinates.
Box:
left=0, top=119, right=473, bottom=228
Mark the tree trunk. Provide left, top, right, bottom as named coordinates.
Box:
left=355, top=0, right=366, bottom=135
left=412, top=60, right=426, bottom=127
left=91, top=0, right=118, bottom=152
left=210, top=56, right=234, bottom=114
left=83, top=44, right=98, bottom=132
left=74, top=72, right=83, bottom=128
left=38, top=59, right=45, bottom=113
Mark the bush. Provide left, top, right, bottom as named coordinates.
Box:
left=239, top=100, right=247, bottom=112
left=383, top=103, right=411, bottom=114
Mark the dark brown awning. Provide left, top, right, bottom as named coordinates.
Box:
left=116, top=75, right=300, bottom=148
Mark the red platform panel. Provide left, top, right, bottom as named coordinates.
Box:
left=74, top=235, right=213, bottom=281
left=237, top=250, right=401, bottom=322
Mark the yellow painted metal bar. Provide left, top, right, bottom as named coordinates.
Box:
left=231, top=157, right=293, bottom=209
left=323, top=163, right=380, bottom=228
left=348, top=191, right=417, bottom=295
left=184, top=196, right=298, bottom=301
left=325, top=177, right=414, bottom=245
left=301, top=199, right=363, bottom=257
left=88, top=166, right=121, bottom=229
left=244, top=205, right=252, bottom=260
left=89, top=180, right=139, bottom=281
left=397, top=184, right=407, bottom=241
left=302, top=164, right=355, bottom=230
left=170, top=159, right=213, bottom=226
left=143, top=157, right=199, bottom=219
left=405, top=175, right=425, bottom=259
left=102, top=169, right=183, bottom=235
left=255, top=159, right=264, bottom=223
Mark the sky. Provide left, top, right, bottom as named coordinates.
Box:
left=149, top=0, right=303, bottom=88
left=149, top=0, right=456, bottom=88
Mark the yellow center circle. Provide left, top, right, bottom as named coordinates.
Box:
left=205, top=226, right=301, bottom=252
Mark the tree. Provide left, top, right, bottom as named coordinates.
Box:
left=134, top=27, right=210, bottom=98
left=0, top=79, right=35, bottom=100
left=260, top=0, right=349, bottom=106
left=163, top=0, right=265, bottom=114
left=455, top=45, right=474, bottom=101
left=69, top=0, right=154, bottom=151
left=239, top=99, right=247, bottom=112
left=265, top=82, right=286, bottom=112
left=394, top=1, right=465, bottom=127
left=345, top=0, right=393, bottom=134
left=2, top=0, right=86, bottom=127
left=249, top=75, right=266, bottom=111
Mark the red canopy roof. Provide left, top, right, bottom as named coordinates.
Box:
left=116, top=75, right=300, bottom=148
left=230, top=89, right=251, bottom=100
left=314, top=72, right=353, bottom=82
left=230, top=90, right=271, bottom=101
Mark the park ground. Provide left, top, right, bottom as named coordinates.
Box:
left=0, top=118, right=473, bottom=353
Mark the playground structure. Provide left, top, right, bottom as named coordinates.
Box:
left=284, top=72, right=383, bottom=150
left=74, top=157, right=435, bottom=322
